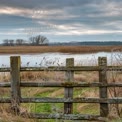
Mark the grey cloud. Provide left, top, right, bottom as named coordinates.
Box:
left=0, top=0, right=92, bottom=9
left=0, top=0, right=122, bottom=42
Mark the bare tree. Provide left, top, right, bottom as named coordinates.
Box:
left=16, top=39, right=24, bottom=45
left=9, top=39, right=14, bottom=46
left=3, top=39, right=9, bottom=46
left=29, top=35, right=49, bottom=46
left=29, top=37, right=35, bottom=45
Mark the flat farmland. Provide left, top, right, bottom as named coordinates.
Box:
left=0, top=45, right=122, bottom=54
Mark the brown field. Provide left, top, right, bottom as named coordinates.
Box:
left=0, top=45, right=122, bottom=54
left=0, top=71, right=122, bottom=122
left=0, top=45, right=122, bottom=122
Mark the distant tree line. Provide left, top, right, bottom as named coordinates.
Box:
left=49, top=41, right=122, bottom=46
left=1, top=35, right=49, bottom=46
left=29, top=35, right=49, bottom=46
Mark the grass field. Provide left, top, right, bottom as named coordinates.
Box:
left=0, top=45, right=122, bottom=121
left=0, top=45, right=122, bottom=54
left=0, top=71, right=122, bottom=122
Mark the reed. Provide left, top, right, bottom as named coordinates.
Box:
left=0, top=60, right=122, bottom=121
left=0, top=45, right=121, bottom=54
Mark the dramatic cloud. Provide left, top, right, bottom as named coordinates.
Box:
left=0, top=0, right=122, bottom=42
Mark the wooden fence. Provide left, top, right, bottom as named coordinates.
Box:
left=0, top=56, right=122, bottom=121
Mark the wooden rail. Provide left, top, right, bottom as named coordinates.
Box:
left=0, top=66, right=122, bottom=72
left=0, top=56, right=122, bottom=121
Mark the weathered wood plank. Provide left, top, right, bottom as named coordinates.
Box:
left=20, top=82, right=122, bottom=87
left=20, top=66, right=100, bottom=71
left=0, top=97, right=122, bottom=104
left=1, top=82, right=122, bottom=87
left=23, top=113, right=107, bottom=121
left=0, top=82, right=11, bottom=87
left=64, top=58, right=74, bottom=114
left=47, top=66, right=122, bottom=72
left=98, top=57, right=109, bottom=117
left=0, top=68, right=10, bottom=72
left=10, top=56, right=21, bottom=113
left=0, top=66, right=122, bottom=72
left=0, top=98, right=11, bottom=103
left=20, top=97, right=122, bottom=104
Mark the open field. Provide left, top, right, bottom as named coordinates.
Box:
left=0, top=45, right=122, bottom=54
left=0, top=46, right=122, bottom=121
left=0, top=71, right=122, bottom=122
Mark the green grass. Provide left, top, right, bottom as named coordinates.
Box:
left=111, top=119, right=122, bottom=122
left=1, top=71, right=122, bottom=122
left=21, top=87, right=100, bottom=115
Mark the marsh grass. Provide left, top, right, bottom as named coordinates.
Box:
left=0, top=72, right=10, bottom=82
left=0, top=45, right=122, bottom=121
left=20, top=71, right=65, bottom=82
left=0, top=67, right=122, bottom=121
left=0, top=46, right=122, bottom=54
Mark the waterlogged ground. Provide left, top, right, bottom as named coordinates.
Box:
left=0, top=52, right=121, bottom=67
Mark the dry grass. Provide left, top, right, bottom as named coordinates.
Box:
left=0, top=45, right=122, bottom=54
left=0, top=69, right=122, bottom=121
left=76, top=103, right=99, bottom=114
left=0, top=45, right=122, bottom=121
left=50, top=88, right=64, bottom=97
left=0, top=105, right=35, bottom=122
left=0, top=72, right=10, bottom=82
left=74, top=71, right=99, bottom=82
left=20, top=71, right=65, bottom=82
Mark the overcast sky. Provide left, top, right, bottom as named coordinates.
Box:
left=0, top=0, right=122, bottom=43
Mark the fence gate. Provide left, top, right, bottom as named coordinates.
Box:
left=0, top=56, right=122, bottom=121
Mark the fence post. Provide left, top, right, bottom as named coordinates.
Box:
left=64, top=58, right=74, bottom=114
left=10, top=56, right=21, bottom=114
left=98, top=57, right=109, bottom=117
